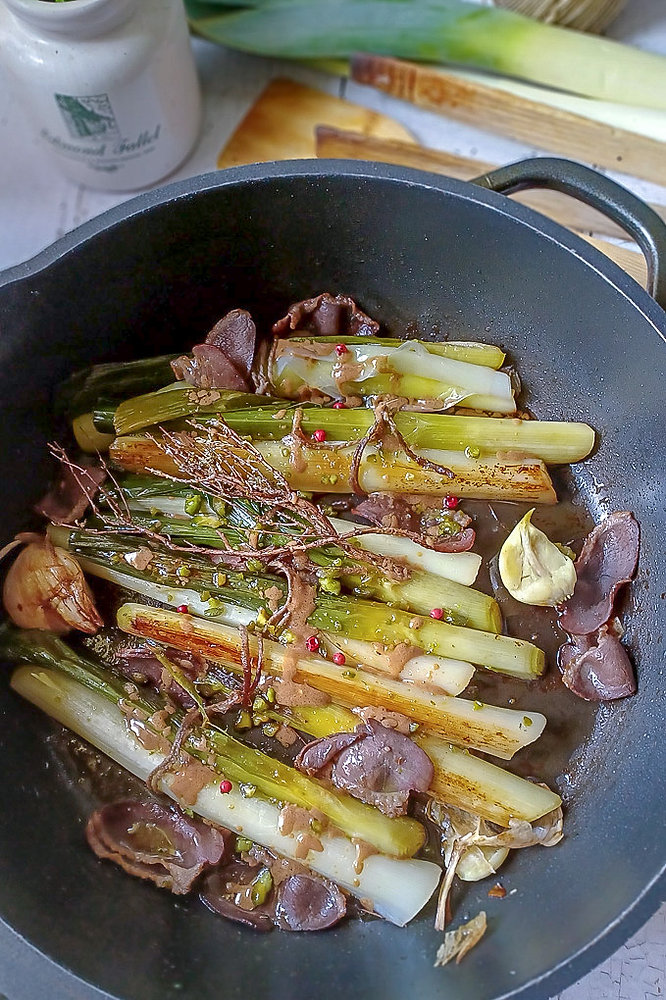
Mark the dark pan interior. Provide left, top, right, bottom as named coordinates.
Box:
left=0, top=161, right=664, bottom=1000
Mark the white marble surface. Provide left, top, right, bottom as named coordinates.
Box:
left=0, top=3, right=665, bottom=997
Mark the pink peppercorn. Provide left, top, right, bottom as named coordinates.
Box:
left=332, top=401, right=346, bottom=409
left=176, top=604, right=189, bottom=614
left=430, top=608, right=444, bottom=620
left=219, top=780, right=232, bottom=794
left=444, top=495, right=459, bottom=510
left=312, top=428, right=327, bottom=443
left=332, top=652, right=346, bottom=666
left=335, top=343, right=348, bottom=357
left=305, top=635, right=320, bottom=653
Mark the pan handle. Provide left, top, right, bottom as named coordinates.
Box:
left=472, top=157, right=666, bottom=310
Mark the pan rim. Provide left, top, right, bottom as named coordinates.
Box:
left=1, top=157, right=665, bottom=342
left=0, top=156, right=664, bottom=1000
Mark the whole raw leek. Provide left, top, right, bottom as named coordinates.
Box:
left=186, top=0, right=666, bottom=111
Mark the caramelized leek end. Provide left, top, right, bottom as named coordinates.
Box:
left=281, top=700, right=561, bottom=827
left=10, top=665, right=439, bottom=925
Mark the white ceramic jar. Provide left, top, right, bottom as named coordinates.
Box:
left=0, top=0, right=202, bottom=190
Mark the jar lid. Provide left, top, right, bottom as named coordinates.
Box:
left=3, top=0, right=137, bottom=37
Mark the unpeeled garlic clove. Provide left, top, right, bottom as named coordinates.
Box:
left=3, top=538, right=102, bottom=634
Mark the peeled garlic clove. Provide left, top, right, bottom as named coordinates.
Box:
left=457, top=845, right=510, bottom=882
left=499, top=509, right=576, bottom=607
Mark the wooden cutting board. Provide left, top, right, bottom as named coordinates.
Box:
left=217, top=78, right=414, bottom=168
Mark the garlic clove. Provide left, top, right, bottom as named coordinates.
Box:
left=499, top=509, right=576, bottom=607
left=3, top=539, right=102, bottom=634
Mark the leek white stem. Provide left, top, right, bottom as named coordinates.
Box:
left=195, top=1, right=666, bottom=110
left=11, top=665, right=440, bottom=926
left=452, top=67, right=666, bottom=143
left=329, top=516, right=482, bottom=586
left=334, top=636, right=474, bottom=696
left=272, top=340, right=515, bottom=412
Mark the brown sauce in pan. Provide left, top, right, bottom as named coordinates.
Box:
left=462, top=469, right=598, bottom=793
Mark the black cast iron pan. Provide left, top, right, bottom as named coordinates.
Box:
left=0, top=157, right=664, bottom=1000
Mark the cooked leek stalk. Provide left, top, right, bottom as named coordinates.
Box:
left=71, top=413, right=115, bottom=453
left=11, top=665, right=438, bottom=924
left=499, top=509, right=577, bottom=607
left=99, top=384, right=276, bottom=435
left=329, top=516, right=482, bottom=586
left=7, top=627, right=558, bottom=827
left=216, top=408, right=595, bottom=465
left=117, top=603, right=546, bottom=758
left=268, top=339, right=516, bottom=411
left=290, top=336, right=505, bottom=368
left=109, top=434, right=558, bottom=503
left=3, top=634, right=423, bottom=859
left=59, top=525, right=539, bottom=677
left=259, top=441, right=558, bottom=504
left=107, top=479, right=482, bottom=587
left=263, top=693, right=560, bottom=825
left=54, top=526, right=507, bottom=664
left=58, top=354, right=177, bottom=419
left=66, top=551, right=474, bottom=697
left=108, top=389, right=594, bottom=465
left=332, top=637, right=474, bottom=695
left=120, top=510, right=492, bottom=627
left=281, top=701, right=560, bottom=825
left=75, top=554, right=252, bottom=627
left=83, top=509, right=499, bottom=631
left=416, top=737, right=559, bottom=825
left=186, top=0, right=666, bottom=111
